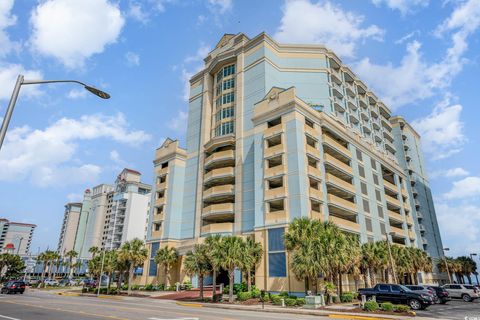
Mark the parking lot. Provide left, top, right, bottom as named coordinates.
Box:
left=416, top=299, right=480, bottom=319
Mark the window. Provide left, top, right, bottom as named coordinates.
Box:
left=268, top=228, right=286, bottom=277
left=268, top=117, right=281, bottom=127
left=378, top=285, right=389, bottom=292
left=373, top=174, right=379, bottom=185
left=380, top=222, right=386, bottom=235
left=215, top=121, right=234, bottom=136
left=223, top=64, right=235, bottom=77
left=161, top=162, right=169, bottom=169
left=360, top=182, right=367, bottom=195
left=215, top=106, right=234, bottom=121
left=216, top=83, right=222, bottom=96
left=377, top=205, right=384, bottom=219
left=356, top=149, right=363, bottom=162
left=305, top=118, right=314, bottom=128
left=363, top=199, right=370, bottom=213
left=148, top=242, right=160, bottom=276
left=367, top=236, right=374, bottom=243
left=222, top=92, right=235, bottom=104
left=371, top=159, right=377, bottom=171
left=223, top=78, right=235, bottom=90
left=391, top=285, right=402, bottom=293
left=375, top=189, right=381, bottom=202
left=216, top=70, right=223, bottom=82
left=358, top=165, right=365, bottom=178
left=365, top=217, right=373, bottom=232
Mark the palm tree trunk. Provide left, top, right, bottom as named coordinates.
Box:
left=354, top=278, right=359, bottom=292
left=164, top=265, right=168, bottom=287
left=212, top=269, right=217, bottom=297
left=467, top=275, right=472, bottom=284
left=128, top=265, right=134, bottom=296
left=338, top=273, right=343, bottom=296
left=304, top=277, right=309, bottom=295
left=311, top=276, right=317, bottom=295
left=369, top=268, right=375, bottom=286
left=228, top=269, right=234, bottom=303
left=247, top=270, right=252, bottom=292
left=39, top=264, right=47, bottom=288
left=199, top=275, right=204, bottom=300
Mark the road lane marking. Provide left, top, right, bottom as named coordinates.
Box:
left=148, top=318, right=199, bottom=320
left=175, top=302, right=203, bottom=308
left=0, top=315, right=21, bottom=320
left=329, top=315, right=392, bottom=320
left=0, top=300, right=129, bottom=320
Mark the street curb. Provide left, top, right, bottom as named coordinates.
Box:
left=57, top=292, right=81, bottom=297
left=200, top=303, right=411, bottom=320
left=176, top=302, right=203, bottom=308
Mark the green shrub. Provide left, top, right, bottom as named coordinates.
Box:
left=394, top=304, right=410, bottom=313
left=331, top=295, right=339, bottom=303
left=144, top=284, right=154, bottom=291
left=381, top=302, right=394, bottom=312
left=279, top=291, right=289, bottom=297
left=340, top=292, right=354, bottom=303
left=285, top=298, right=297, bottom=306
left=121, top=284, right=128, bottom=290
left=270, top=294, right=282, bottom=305
left=251, top=288, right=261, bottom=298
left=364, top=300, right=379, bottom=312
left=237, top=291, right=252, bottom=301
left=296, top=298, right=306, bottom=306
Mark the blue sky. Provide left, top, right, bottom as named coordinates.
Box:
left=0, top=0, right=479, bottom=258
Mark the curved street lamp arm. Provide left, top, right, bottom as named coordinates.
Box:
left=21, top=79, right=88, bottom=87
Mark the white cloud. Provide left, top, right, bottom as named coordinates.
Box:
left=67, top=88, right=87, bottom=99
left=127, top=1, right=149, bottom=23
left=207, top=0, right=233, bottom=14
left=444, top=177, right=480, bottom=199
left=168, top=110, right=188, bottom=132
left=394, top=30, right=420, bottom=44
left=125, top=51, right=140, bottom=67
left=0, top=0, right=19, bottom=57
left=436, top=202, right=480, bottom=256
left=371, top=0, right=429, bottom=15
left=0, top=64, right=43, bottom=101
left=180, top=44, right=211, bottom=101
left=431, top=167, right=469, bottom=179
left=354, top=0, right=480, bottom=109
left=29, top=0, right=125, bottom=69
left=67, top=192, right=84, bottom=202
left=411, top=96, right=465, bottom=159
left=274, top=0, right=384, bottom=58
left=0, top=113, right=150, bottom=187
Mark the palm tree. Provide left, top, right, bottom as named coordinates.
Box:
left=241, top=236, right=263, bottom=292
left=458, top=256, right=476, bottom=284
left=51, top=252, right=62, bottom=279
left=361, top=242, right=377, bottom=287
left=65, top=250, right=78, bottom=279
left=154, top=246, right=178, bottom=287
left=37, top=250, right=55, bottom=287
left=183, top=244, right=210, bottom=300
left=338, top=233, right=362, bottom=292
left=103, top=250, right=117, bottom=294
left=220, top=236, right=244, bottom=302
left=89, top=246, right=100, bottom=259
left=204, top=235, right=223, bottom=297
left=118, top=238, right=148, bottom=296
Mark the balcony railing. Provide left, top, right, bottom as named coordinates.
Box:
left=205, top=150, right=235, bottom=168
left=204, top=167, right=235, bottom=183
left=325, top=173, right=355, bottom=194
left=306, top=144, right=321, bottom=158
left=322, top=134, right=351, bottom=157
left=203, top=184, right=235, bottom=200
left=264, top=123, right=284, bottom=138
left=324, top=153, right=353, bottom=175
left=327, top=194, right=356, bottom=212
left=202, top=203, right=234, bottom=216
left=390, top=226, right=406, bottom=236
left=385, top=194, right=401, bottom=208
left=264, top=165, right=285, bottom=178
left=388, top=210, right=404, bottom=223
left=309, top=187, right=323, bottom=200
left=264, top=144, right=284, bottom=158
left=383, top=179, right=397, bottom=193
left=329, top=215, right=360, bottom=232
left=265, top=210, right=287, bottom=225
left=265, top=186, right=286, bottom=201
left=307, top=166, right=322, bottom=178
left=201, top=222, right=234, bottom=235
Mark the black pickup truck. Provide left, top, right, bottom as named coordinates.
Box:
left=358, top=284, right=433, bottom=310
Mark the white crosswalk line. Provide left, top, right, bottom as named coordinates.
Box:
left=0, top=315, right=22, bottom=320
left=148, top=318, right=199, bottom=320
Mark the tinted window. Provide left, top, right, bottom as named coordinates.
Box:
left=465, top=285, right=474, bottom=290
left=378, top=285, right=389, bottom=292
left=451, top=285, right=462, bottom=289
left=391, top=285, right=402, bottom=293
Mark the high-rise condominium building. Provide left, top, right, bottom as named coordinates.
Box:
left=57, top=202, right=83, bottom=254
left=141, top=32, right=445, bottom=291
left=0, top=218, right=36, bottom=256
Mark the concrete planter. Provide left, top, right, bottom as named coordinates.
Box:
left=304, top=295, right=324, bottom=309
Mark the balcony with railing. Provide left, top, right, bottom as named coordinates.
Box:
left=304, top=124, right=318, bottom=138
left=322, top=134, right=351, bottom=158
left=203, top=184, right=235, bottom=201
left=202, top=203, right=234, bottom=219
left=265, top=186, right=286, bottom=201
left=264, top=164, right=285, bottom=178
left=327, top=194, right=357, bottom=213
left=390, top=225, right=406, bottom=237
left=265, top=123, right=285, bottom=138
left=201, top=222, right=233, bottom=235
left=385, top=194, right=401, bottom=208
left=309, top=187, right=323, bottom=200
left=325, top=173, right=355, bottom=194
left=329, top=215, right=360, bottom=233
left=324, top=153, right=353, bottom=175
left=388, top=210, right=404, bottom=223
left=306, top=144, right=321, bottom=158
left=204, top=149, right=235, bottom=169
left=383, top=179, right=398, bottom=194
left=331, top=82, right=344, bottom=98
left=204, top=167, right=235, bottom=184
left=333, top=96, right=346, bottom=113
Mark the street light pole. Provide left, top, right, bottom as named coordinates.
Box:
left=387, top=232, right=398, bottom=284
left=443, top=248, right=452, bottom=283
left=0, top=75, right=110, bottom=151
left=470, top=253, right=479, bottom=285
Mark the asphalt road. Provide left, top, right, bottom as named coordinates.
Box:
left=415, top=298, right=480, bottom=320
left=0, top=290, right=328, bottom=320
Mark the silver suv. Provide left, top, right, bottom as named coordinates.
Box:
left=442, top=284, right=479, bottom=302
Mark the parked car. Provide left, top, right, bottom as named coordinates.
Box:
left=405, top=285, right=438, bottom=303
left=43, top=279, right=59, bottom=286
left=59, top=278, right=77, bottom=286
left=27, top=279, right=40, bottom=286
left=82, top=279, right=97, bottom=288
left=442, top=284, right=479, bottom=302
left=358, top=283, right=433, bottom=310
left=429, top=286, right=451, bottom=304
left=1, top=281, right=26, bottom=294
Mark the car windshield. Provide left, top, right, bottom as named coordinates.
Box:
left=398, top=285, right=412, bottom=292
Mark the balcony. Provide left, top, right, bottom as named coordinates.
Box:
left=403, top=201, right=410, bottom=212
left=309, top=187, right=323, bottom=200
left=264, top=165, right=285, bottom=178
left=305, top=124, right=318, bottom=138
left=204, top=167, right=235, bottom=184
left=204, top=150, right=235, bottom=169
left=346, top=95, right=357, bottom=109
left=324, top=153, right=353, bottom=175
left=385, top=194, right=401, bottom=208
left=265, top=123, right=284, bottom=138
left=385, top=140, right=396, bottom=153
left=408, top=230, right=416, bottom=240
left=311, top=210, right=324, bottom=221
left=327, top=194, right=356, bottom=213
left=330, top=68, right=342, bottom=83
left=381, top=118, right=392, bottom=131
left=152, top=212, right=164, bottom=223
left=203, top=184, right=235, bottom=200
left=372, top=119, right=380, bottom=130
left=151, top=230, right=162, bottom=239
left=383, top=179, right=398, bottom=193
left=401, top=187, right=408, bottom=197
left=265, top=210, right=287, bottom=225
left=325, top=173, right=355, bottom=194
left=158, top=167, right=169, bottom=176
left=383, top=130, right=394, bottom=142
left=329, top=215, right=360, bottom=233
left=264, top=144, right=284, bottom=158
left=345, top=82, right=356, bottom=96
left=359, top=98, right=368, bottom=109
left=349, top=113, right=359, bottom=124
left=370, top=108, right=379, bottom=118
left=406, top=215, right=414, bottom=226
left=388, top=210, right=404, bottom=223
left=331, top=82, right=344, bottom=98
left=156, top=181, right=167, bottom=191
left=333, top=96, right=346, bottom=112
left=322, top=134, right=351, bottom=158
left=307, top=166, right=322, bottom=178
left=265, top=186, right=286, bottom=201
left=202, top=203, right=234, bottom=218
left=306, top=144, right=321, bottom=158
left=390, top=226, right=406, bottom=236
left=201, top=222, right=234, bottom=235
left=155, top=197, right=166, bottom=207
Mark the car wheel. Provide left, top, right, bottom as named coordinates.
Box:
left=409, top=299, right=422, bottom=310
left=366, top=296, right=375, bottom=301
left=462, top=294, right=472, bottom=302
